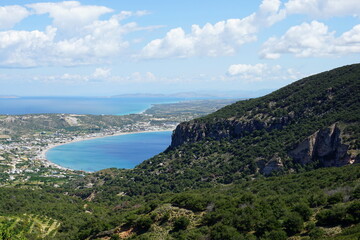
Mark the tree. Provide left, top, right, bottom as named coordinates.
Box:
left=210, top=223, right=243, bottom=240
left=283, top=213, right=304, bottom=236
left=265, top=230, right=287, bottom=240
left=135, top=216, right=153, bottom=232
left=293, top=203, right=312, bottom=221
left=173, top=216, right=190, bottom=231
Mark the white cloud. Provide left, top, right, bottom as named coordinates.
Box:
left=260, top=21, right=360, bottom=59
left=228, top=63, right=268, bottom=76
left=31, top=69, right=161, bottom=84
left=114, top=10, right=151, bottom=21
left=139, top=0, right=285, bottom=59
left=227, top=63, right=303, bottom=82
left=0, top=5, right=30, bottom=30
left=92, top=68, right=111, bottom=79
left=0, top=2, right=154, bottom=67
left=0, top=27, right=57, bottom=67
left=27, top=1, right=113, bottom=35
left=285, top=0, right=360, bottom=18
left=108, top=72, right=159, bottom=83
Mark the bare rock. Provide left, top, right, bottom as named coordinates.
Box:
left=262, top=156, right=284, bottom=176
left=289, top=123, right=356, bottom=167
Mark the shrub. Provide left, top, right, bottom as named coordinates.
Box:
left=347, top=201, right=360, bottom=223
left=283, top=213, right=304, bottom=236
left=171, top=193, right=208, bottom=212
left=173, top=216, right=190, bottom=231
left=293, top=203, right=312, bottom=221
left=265, top=230, right=288, bottom=240
left=210, top=223, right=243, bottom=240
left=351, top=186, right=360, bottom=200
left=316, top=205, right=346, bottom=226
left=134, top=216, right=153, bottom=232
left=308, top=227, right=325, bottom=239
left=327, top=192, right=344, bottom=205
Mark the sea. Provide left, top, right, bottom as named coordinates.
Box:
left=0, top=96, right=182, bottom=115
left=0, top=97, right=180, bottom=171
left=46, top=131, right=172, bottom=172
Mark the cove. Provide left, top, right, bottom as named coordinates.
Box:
left=46, top=131, right=172, bottom=172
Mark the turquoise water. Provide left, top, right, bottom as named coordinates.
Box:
left=1, top=97, right=178, bottom=171
left=0, top=97, right=182, bottom=115
left=46, top=131, right=172, bottom=172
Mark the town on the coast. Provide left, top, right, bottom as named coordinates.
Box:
left=0, top=99, right=236, bottom=187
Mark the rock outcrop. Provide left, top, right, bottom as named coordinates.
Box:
left=289, top=123, right=358, bottom=167
left=261, top=156, right=284, bottom=176
left=171, top=115, right=293, bottom=148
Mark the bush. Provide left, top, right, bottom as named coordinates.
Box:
left=110, top=234, right=120, bottom=240
left=283, top=213, right=304, bottom=236
left=308, top=227, right=325, bottom=239
left=210, top=223, right=243, bottom=240
left=316, top=205, right=346, bottom=226
left=347, top=201, right=360, bottom=223
left=160, top=212, right=170, bottom=225
left=309, top=193, right=327, bottom=208
left=293, top=203, right=312, bottom=221
left=171, top=193, right=208, bottom=212
left=173, top=216, right=190, bottom=231
left=351, top=186, right=360, bottom=200
left=134, top=216, right=153, bottom=232
left=327, top=192, right=344, bottom=205
left=265, top=230, right=288, bottom=240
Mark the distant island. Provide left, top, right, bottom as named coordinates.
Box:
left=111, top=90, right=273, bottom=99
left=0, top=96, right=19, bottom=99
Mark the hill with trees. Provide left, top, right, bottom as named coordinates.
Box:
left=79, top=64, right=360, bottom=197
left=0, top=64, right=359, bottom=239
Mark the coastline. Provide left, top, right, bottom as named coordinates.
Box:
left=35, top=128, right=174, bottom=172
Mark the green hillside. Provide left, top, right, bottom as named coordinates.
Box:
left=0, top=64, right=359, bottom=239
left=1, top=165, right=359, bottom=239
left=76, top=64, right=360, bottom=197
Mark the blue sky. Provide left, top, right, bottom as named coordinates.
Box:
left=0, top=0, right=359, bottom=96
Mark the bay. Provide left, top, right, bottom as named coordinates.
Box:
left=46, top=131, right=172, bottom=172
left=0, top=97, right=182, bottom=115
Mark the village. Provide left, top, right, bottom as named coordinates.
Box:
left=0, top=118, right=178, bottom=187
left=0, top=99, right=235, bottom=187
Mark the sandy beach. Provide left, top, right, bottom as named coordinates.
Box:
left=35, top=128, right=174, bottom=171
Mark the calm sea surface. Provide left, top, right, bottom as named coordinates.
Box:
left=0, top=97, right=182, bottom=115
left=46, top=131, right=172, bottom=172
left=0, top=97, right=179, bottom=171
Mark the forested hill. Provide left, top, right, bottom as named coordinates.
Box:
left=172, top=64, right=360, bottom=148
left=1, top=65, right=359, bottom=240
left=170, top=64, right=359, bottom=168
left=72, top=64, right=360, bottom=200
left=110, top=64, right=360, bottom=193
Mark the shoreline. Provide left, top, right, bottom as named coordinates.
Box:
left=35, top=128, right=174, bottom=172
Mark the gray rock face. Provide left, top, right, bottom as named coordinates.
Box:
left=261, top=156, right=284, bottom=176
left=289, top=123, right=356, bottom=167
left=171, top=116, right=292, bottom=148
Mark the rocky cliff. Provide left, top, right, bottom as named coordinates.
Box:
left=169, top=64, right=360, bottom=173
left=171, top=114, right=293, bottom=148
left=289, top=123, right=359, bottom=167
left=171, top=119, right=359, bottom=172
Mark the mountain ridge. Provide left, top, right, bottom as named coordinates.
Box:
left=168, top=64, right=360, bottom=173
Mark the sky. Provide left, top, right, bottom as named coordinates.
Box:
left=0, top=0, right=359, bottom=96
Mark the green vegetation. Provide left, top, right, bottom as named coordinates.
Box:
left=0, top=64, right=359, bottom=239
left=82, top=63, right=359, bottom=195
left=0, top=165, right=359, bottom=239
